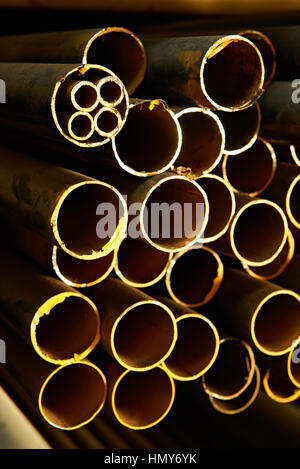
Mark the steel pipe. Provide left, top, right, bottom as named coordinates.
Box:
left=165, top=245, right=223, bottom=307
left=260, top=354, right=300, bottom=403
left=276, top=252, right=300, bottom=294
left=91, top=278, right=177, bottom=371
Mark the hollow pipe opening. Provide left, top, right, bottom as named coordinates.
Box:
left=94, top=107, right=121, bottom=138
left=252, top=291, right=300, bottom=355
left=39, top=362, right=106, bottom=430
left=32, top=293, right=100, bottom=364
left=112, top=367, right=175, bottom=429
left=71, top=81, right=99, bottom=112
left=97, top=77, right=124, bottom=107
left=68, top=112, right=94, bottom=141
left=166, top=247, right=223, bottom=307
left=263, top=368, right=300, bottom=403
left=231, top=200, right=288, bottom=266
left=113, top=101, right=181, bottom=176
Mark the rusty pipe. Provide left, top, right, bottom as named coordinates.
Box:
left=0, top=27, right=146, bottom=94
left=157, top=296, right=219, bottom=381
left=94, top=353, right=175, bottom=430
left=138, top=35, right=264, bottom=111
left=262, top=162, right=300, bottom=230
left=112, top=99, right=182, bottom=177
left=209, top=365, right=260, bottom=414
left=0, top=246, right=100, bottom=365
left=0, top=62, right=129, bottom=147
left=0, top=319, right=106, bottom=430
left=215, top=102, right=261, bottom=155
left=0, top=145, right=127, bottom=260
left=115, top=236, right=172, bottom=288
left=211, top=193, right=288, bottom=267
left=244, top=229, right=295, bottom=281
left=91, top=278, right=177, bottom=371
left=213, top=267, right=300, bottom=356
left=202, top=337, right=256, bottom=400
left=196, top=174, right=236, bottom=243
left=222, top=137, right=277, bottom=196
left=172, top=107, right=224, bottom=178
left=165, top=245, right=223, bottom=307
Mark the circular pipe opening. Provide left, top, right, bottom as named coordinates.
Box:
left=112, top=301, right=177, bottom=370
left=202, top=338, right=255, bottom=399
left=287, top=174, right=300, bottom=229
left=141, top=176, right=209, bottom=251
left=39, top=362, right=106, bottom=430
left=53, top=181, right=127, bottom=260
left=94, top=107, right=121, bottom=138
left=164, top=314, right=219, bottom=380
left=175, top=108, right=224, bottom=177
left=68, top=112, right=94, bottom=141
left=252, top=291, right=300, bottom=355
left=112, top=367, right=175, bottom=429
left=201, top=36, right=264, bottom=111
left=217, top=102, right=261, bottom=155
left=84, top=28, right=146, bottom=94
left=52, top=246, right=115, bottom=288
left=209, top=366, right=260, bottom=414
left=113, top=101, right=182, bottom=176
left=31, top=293, right=100, bottom=364
left=263, top=368, right=300, bottom=403
left=97, top=77, right=124, bottom=107
left=231, top=200, right=288, bottom=266
left=223, top=138, right=276, bottom=196
left=197, top=174, right=236, bottom=242
left=71, top=81, right=99, bottom=112
left=115, top=237, right=172, bottom=288
left=166, top=246, right=223, bottom=307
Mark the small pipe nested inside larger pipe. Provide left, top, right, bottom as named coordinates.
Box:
left=94, top=107, right=122, bottom=138
left=84, top=27, right=146, bottom=95
left=111, top=367, right=175, bottom=430
left=231, top=199, right=288, bottom=266
left=112, top=100, right=182, bottom=176
left=141, top=175, right=209, bottom=251
left=209, top=366, right=260, bottom=415
left=244, top=229, right=295, bottom=281
left=201, top=35, right=264, bottom=111
left=174, top=108, right=224, bottom=178
left=115, top=237, right=172, bottom=288
left=52, top=246, right=115, bottom=288
left=202, top=338, right=256, bottom=400
left=39, top=361, right=107, bottom=430
left=163, top=313, right=219, bottom=381
left=52, top=181, right=127, bottom=260
left=71, top=80, right=99, bottom=112
left=31, top=293, right=100, bottom=365
left=222, top=138, right=277, bottom=196
left=216, top=102, right=261, bottom=155
left=196, top=174, right=236, bottom=242
left=111, top=301, right=177, bottom=371
left=96, top=76, right=124, bottom=107
left=251, top=290, right=300, bottom=355
left=67, top=112, right=95, bottom=141
left=288, top=342, right=300, bottom=387
left=165, top=246, right=223, bottom=307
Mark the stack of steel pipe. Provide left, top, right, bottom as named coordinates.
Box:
left=0, top=19, right=299, bottom=450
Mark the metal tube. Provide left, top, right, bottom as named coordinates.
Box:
left=0, top=319, right=106, bottom=430
left=211, top=193, right=288, bottom=267
left=276, top=252, right=300, bottom=294
left=260, top=355, right=300, bottom=403
left=114, top=236, right=172, bottom=288
left=222, top=137, right=277, bottom=196
left=91, top=278, right=177, bottom=371
left=244, top=229, right=295, bottom=281
left=213, top=267, right=300, bottom=356
left=209, top=366, right=260, bottom=414
left=165, top=245, right=223, bottom=307
left=0, top=27, right=146, bottom=94
left=271, top=143, right=300, bottom=166
left=157, top=296, right=219, bottom=381
left=67, top=111, right=95, bottom=141
left=0, top=145, right=127, bottom=260
left=202, top=337, right=256, bottom=400
left=112, top=99, right=182, bottom=177
left=215, top=102, right=261, bottom=155
left=173, top=107, right=224, bottom=178
left=139, top=35, right=264, bottom=111
left=260, top=81, right=300, bottom=145
left=262, top=162, right=300, bottom=230
left=0, top=62, right=129, bottom=147
left=96, top=353, right=175, bottom=430
left=196, top=174, right=236, bottom=243
left=0, top=246, right=100, bottom=365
